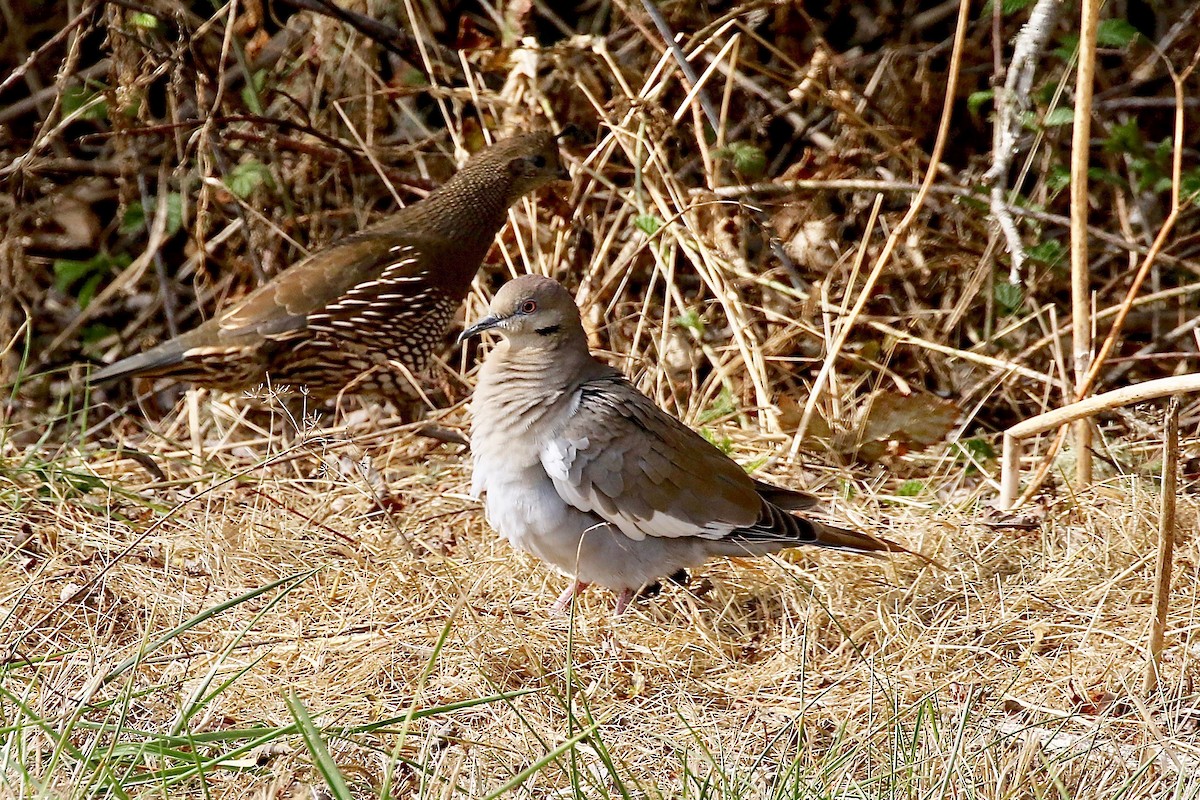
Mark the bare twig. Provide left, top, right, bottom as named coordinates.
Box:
left=1144, top=396, right=1179, bottom=697
left=0, top=1, right=98, bottom=97
left=1069, top=0, right=1100, bottom=489
left=638, top=0, right=721, bottom=131
left=998, top=375, right=1200, bottom=507
left=275, top=0, right=460, bottom=74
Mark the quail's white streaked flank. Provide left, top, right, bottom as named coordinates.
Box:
left=462, top=275, right=902, bottom=612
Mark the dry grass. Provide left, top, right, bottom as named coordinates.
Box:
left=4, top=400, right=1200, bottom=798
left=5, top=1, right=1200, bottom=797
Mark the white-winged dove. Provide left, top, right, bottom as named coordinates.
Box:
left=463, top=274, right=902, bottom=612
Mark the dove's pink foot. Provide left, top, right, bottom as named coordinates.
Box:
left=614, top=588, right=636, bottom=615
left=552, top=581, right=590, bottom=613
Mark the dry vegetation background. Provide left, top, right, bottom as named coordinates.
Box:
left=4, top=0, right=1200, bottom=797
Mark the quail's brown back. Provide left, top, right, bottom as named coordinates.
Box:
left=90, top=131, right=567, bottom=398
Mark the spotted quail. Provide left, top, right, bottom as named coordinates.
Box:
left=91, top=131, right=568, bottom=399
left=463, top=275, right=907, bottom=613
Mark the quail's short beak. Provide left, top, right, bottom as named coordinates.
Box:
left=458, top=315, right=503, bottom=344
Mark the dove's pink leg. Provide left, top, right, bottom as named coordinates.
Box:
left=552, top=581, right=590, bottom=613
left=615, top=588, right=636, bottom=615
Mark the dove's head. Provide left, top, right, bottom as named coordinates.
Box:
left=459, top=275, right=584, bottom=350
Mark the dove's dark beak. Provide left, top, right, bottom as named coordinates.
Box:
left=458, top=315, right=503, bottom=344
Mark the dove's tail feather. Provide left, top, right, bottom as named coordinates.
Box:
left=806, top=518, right=897, bottom=554
left=714, top=502, right=942, bottom=567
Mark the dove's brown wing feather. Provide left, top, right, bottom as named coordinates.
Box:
left=540, top=373, right=895, bottom=556
left=751, top=480, right=818, bottom=511
left=540, top=374, right=764, bottom=542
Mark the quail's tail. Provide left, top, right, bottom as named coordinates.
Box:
left=90, top=340, right=190, bottom=384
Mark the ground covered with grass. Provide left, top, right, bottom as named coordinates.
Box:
left=4, top=398, right=1200, bottom=797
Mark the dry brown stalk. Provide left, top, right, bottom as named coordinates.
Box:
left=1069, top=0, right=1101, bottom=490
left=1143, top=395, right=1179, bottom=696
left=998, top=374, right=1200, bottom=507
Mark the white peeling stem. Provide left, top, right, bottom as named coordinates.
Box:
left=985, top=0, right=1064, bottom=283
left=998, top=374, right=1200, bottom=509
left=999, top=432, right=1022, bottom=510
left=1073, top=346, right=1094, bottom=489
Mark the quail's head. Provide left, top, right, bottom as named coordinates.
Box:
left=466, top=130, right=570, bottom=204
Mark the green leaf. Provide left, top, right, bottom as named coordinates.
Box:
left=240, top=70, right=267, bottom=114
left=1103, top=118, right=1142, bottom=154
left=1046, top=164, right=1071, bottom=196
left=53, top=258, right=100, bottom=294
left=77, top=272, right=105, bottom=309
left=741, top=455, right=770, bottom=474
left=699, top=428, right=734, bottom=454
left=122, top=193, right=183, bottom=236
left=121, top=202, right=145, bottom=234
left=674, top=309, right=705, bottom=336
left=1026, top=239, right=1064, bottom=266
left=1181, top=171, right=1200, bottom=205
left=53, top=253, right=131, bottom=308
left=401, top=67, right=428, bottom=87
left=1054, top=33, right=1080, bottom=61
left=715, top=141, right=767, bottom=177
left=1097, top=18, right=1139, bottom=48
left=82, top=323, right=117, bottom=344
left=897, top=480, right=924, bottom=497
left=1042, top=107, right=1075, bottom=128
left=967, top=90, right=994, bottom=116
left=957, top=437, right=996, bottom=462
left=1087, top=166, right=1125, bottom=187
left=994, top=280, right=1023, bottom=315
left=982, top=0, right=1035, bottom=15
left=62, top=85, right=108, bottom=121
left=634, top=214, right=662, bottom=236
left=286, top=693, right=353, bottom=800
left=225, top=159, right=273, bottom=199
left=697, top=387, right=736, bottom=425
left=132, top=11, right=159, bottom=29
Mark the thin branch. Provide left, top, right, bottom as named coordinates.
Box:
left=638, top=0, right=721, bottom=132
left=1069, top=0, right=1101, bottom=488
left=1144, top=396, right=1179, bottom=697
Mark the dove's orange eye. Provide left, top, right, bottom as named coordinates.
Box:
left=520, top=300, right=538, bottom=314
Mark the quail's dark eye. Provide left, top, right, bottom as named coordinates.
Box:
left=530, top=154, right=547, bottom=169
left=520, top=299, right=538, bottom=314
